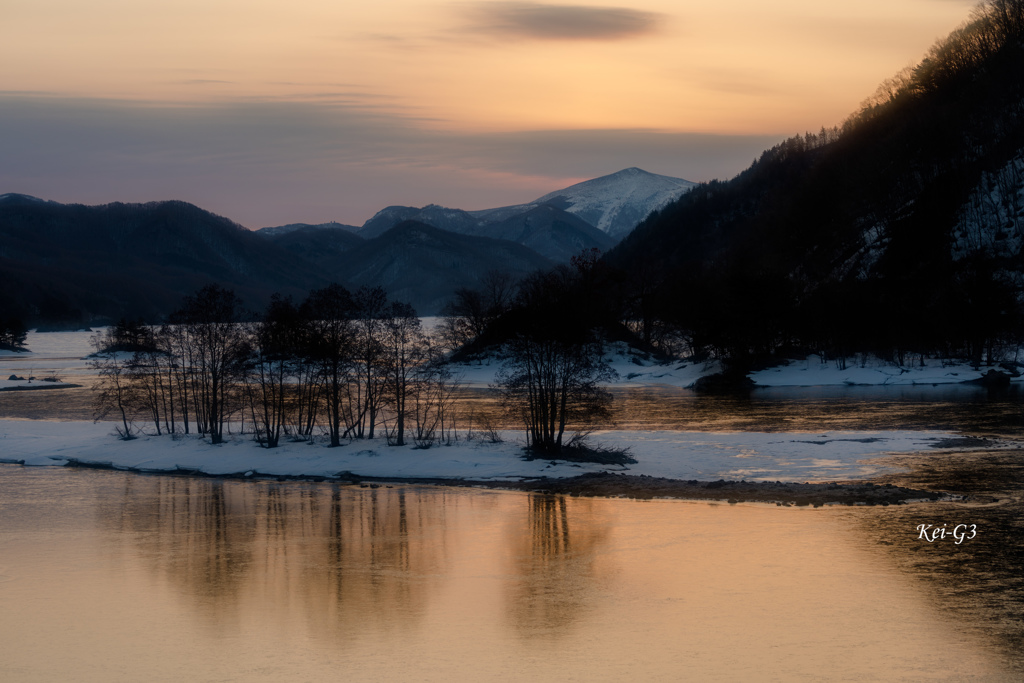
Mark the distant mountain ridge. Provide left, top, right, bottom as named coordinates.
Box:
left=256, top=221, right=360, bottom=237
left=264, top=225, right=366, bottom=269
left=324, top=220, right=553, bottom=314
left=528, top=167, right=697, bottom=240
left=351, top=167, right=694, bottom=260
left=0, top=195, right=327, bottom=326
left=475, top=205, right=615, bottom=262
left=0, top=167, right=695, bottom=323
left=0, top=196, right=555, bottom=321
left=359, top=205, right=482, bottom=240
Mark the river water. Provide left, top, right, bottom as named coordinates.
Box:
left=3, top=330, right=1024, bottom=679
left=2, top=451, right=1023, bottom=681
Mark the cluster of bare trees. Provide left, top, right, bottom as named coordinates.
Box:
left=91, top=284, right=460, bottom=448
left=915, top=0, right=1024, bottom=91
left=438, top=270, right=517, bottom=351
left=489, top=264, right=616, bottom=455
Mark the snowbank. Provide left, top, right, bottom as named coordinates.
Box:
left=749, top=355, right=1018, bottom=387
left=0, top=378, right=79, bottom=391
left=0, top=419, right=993, bottom=483
left=449, top=345, right=1016, bottom=389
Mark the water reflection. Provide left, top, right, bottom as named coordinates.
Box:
left=107, top=477, right=253, bottom=607
left=3, top=466, right=1021, bottom=680
left=849, top=448, right=1024, bottom=674
left=6, top=382, right=1024, bottom=435
left=101, top=478, right=449, bottom=640
left=506, top=495, right=610, bottom=637
left=458, top=384, right=1024, bottom=435
left=97, top=469, right=1024, bottom=670
left=105, top=478, right=615, bottom=642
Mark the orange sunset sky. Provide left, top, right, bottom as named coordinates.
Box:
left=1, top=0, right=978, bottom=227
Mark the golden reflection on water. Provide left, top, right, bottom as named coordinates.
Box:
left=5, top=384, right=1024, bottom=435
left=505, top=495, right=610, bottom=638
left=458, top=385, right=1024, bottom=435
left=101, top=477, right=453, bottom=643
left=0, top=467, right=1019, bottom=681
left=857, top=448, right=1024, bottom=669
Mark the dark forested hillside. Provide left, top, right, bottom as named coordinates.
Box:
left=324, top=221, right=553, bottom=315
left=359, top=202, right=615, bottom=262
left=259, top=225, right=366, bottom=269
left=0, top=196, right=559, bottom=327
left=476, top=205, right=615, bottom=263
left=608, top=0, right=1024, bottom=364
left=0, top=195, right=326, bottom=327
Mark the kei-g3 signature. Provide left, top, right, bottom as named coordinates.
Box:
left=917, top=524, right=978, bottom=544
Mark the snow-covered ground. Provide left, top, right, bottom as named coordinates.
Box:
left=1, top=329, right=1015, bottom=391
left=747, top=355, right=1016, bottom=387
left=451, top=344, right=1019, bottom=389
left=0, top=328, right=100, bottom=386
left=952, top=148, right=1024, bottom=261
left=2, top=331, right=1016, bottom=485
left=0, top=419, right=994, bottom=483
left=0, top=378, right=79, bottom=391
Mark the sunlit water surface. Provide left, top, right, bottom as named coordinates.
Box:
left=2, top=465, right=1022, bottom=682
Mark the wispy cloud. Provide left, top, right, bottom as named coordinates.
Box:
left=459, top=2, right=663, bottom=41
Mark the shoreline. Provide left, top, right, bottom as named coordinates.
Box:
left=47, top=458, right=954, bottom=506
left=1, top=417, right=1010, bottom=505
left=0, top=383, right=82, bottom=392
left=0, top=419, right=985, bottom=481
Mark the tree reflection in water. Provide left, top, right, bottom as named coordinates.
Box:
left=101, top=478, right=450, bottom=644
left=5, top=466, right=1019, bottom=680
left=506, top=494, right=610, bottom=638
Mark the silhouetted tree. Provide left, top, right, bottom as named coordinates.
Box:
left=0, top=317, right=27, bottom=351
left=495, top=268, right=615, bottom=454
left=302, top=284, right=356, bottom=447
left=244, top=295, right=304, bottom=448
left=93, top=318, right=155, bottom=353
left=172, top=284, right=247, bottom=444
left=439, top=270, right=517, bottom=351
left=381, top=302, right=423, bottom=446
left=351, top=286, right=388, bottom=439
left=90, top=351, right=138, bottom=440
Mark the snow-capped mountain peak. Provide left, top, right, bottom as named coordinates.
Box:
left=531, top=168, right=696, bottom=240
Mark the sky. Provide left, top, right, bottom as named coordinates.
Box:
left=0, top=0, right=978, bottom=228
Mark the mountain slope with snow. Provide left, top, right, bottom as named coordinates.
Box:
left=359, top=168, right=696, bottom=257
left=530, top=167, right=696, bottom=240
left=359, top=203, right=613, bottom=261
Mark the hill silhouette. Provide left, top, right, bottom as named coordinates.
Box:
left=607, top=0, right=1024, bottom=365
